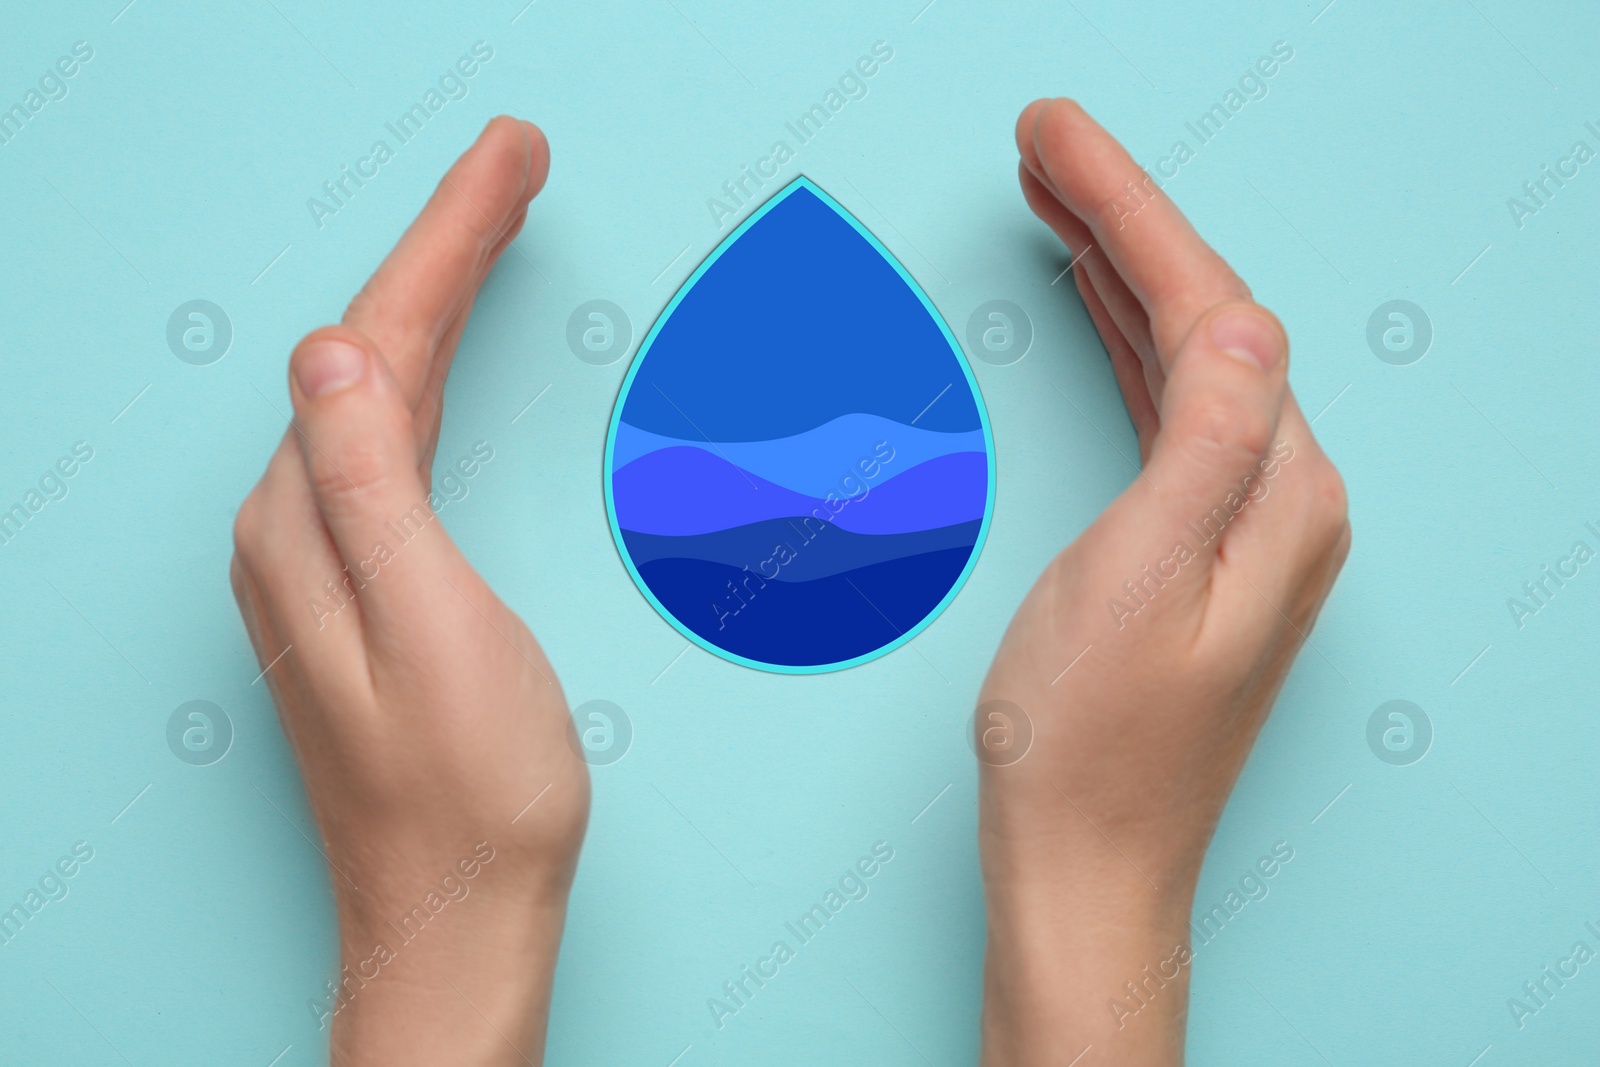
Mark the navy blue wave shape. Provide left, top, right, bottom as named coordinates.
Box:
left=621, top=518, right=981, bottom=584
left=617, top=185, right=981, bottom=439
left=636, top=547, right=976, bottom=668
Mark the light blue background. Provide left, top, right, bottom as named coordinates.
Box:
left=1, top=2, right=1595, bottom=1064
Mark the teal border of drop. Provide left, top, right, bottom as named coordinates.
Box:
left=603, top=175, right=997, bottom=675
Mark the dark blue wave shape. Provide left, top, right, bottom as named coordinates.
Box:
left=612, top=447, right=987, bottom=536
left=621, top=518, right=982, bottom=584
left=617, top=185, right=981, bottom=439
left=636, top=547, right=976, bottom=668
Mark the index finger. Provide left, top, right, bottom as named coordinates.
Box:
left=342, top=115, right=548, bottom=407
left=1027, top=98, right=1250, bottom=359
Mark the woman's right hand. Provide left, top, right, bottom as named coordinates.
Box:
left=977, top=98, right=1350, bottom=1065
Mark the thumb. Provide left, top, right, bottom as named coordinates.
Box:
left=287, top=327, right=464, bottom=626
left=1141, top=302, right=1289, bottom=568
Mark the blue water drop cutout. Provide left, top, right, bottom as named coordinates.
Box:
left=604, top=177, right=995, bottom=673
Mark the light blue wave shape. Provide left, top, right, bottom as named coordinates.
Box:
left=613, top=412, right=985, bottom=499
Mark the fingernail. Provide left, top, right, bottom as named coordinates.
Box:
left=1209, top=309, right=1282, bottom=371
left=294, top=340, right=366, bottom=398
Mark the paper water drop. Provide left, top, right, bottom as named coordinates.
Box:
left=604, top=177, right=994, bottom=673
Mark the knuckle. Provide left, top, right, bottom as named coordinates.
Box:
left=1179, top=394, right=1274, bottom=467
left=1304, top=458, right=1349, bottom=539
left=227, top=554, right=263, bottom=631
left=447, top=194, right=496, bottom=242
left=232, top=491, right=266, bottom=562
left=343, top=285, right=378, bottom=325
left=1330, top=518, right=1353, bottom=573
left=1095, top=177, right=1163, bottom=233
left=438, top=206, right=503, bottom=269
left=311, top=437, right=394, bottom=514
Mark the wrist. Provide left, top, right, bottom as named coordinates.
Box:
left=982, top=864, right=1198, bottom=1066
left=321, top=851, right=570, bottom=1067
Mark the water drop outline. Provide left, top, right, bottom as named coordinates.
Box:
left=603, top=175, right=996, bottom=674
